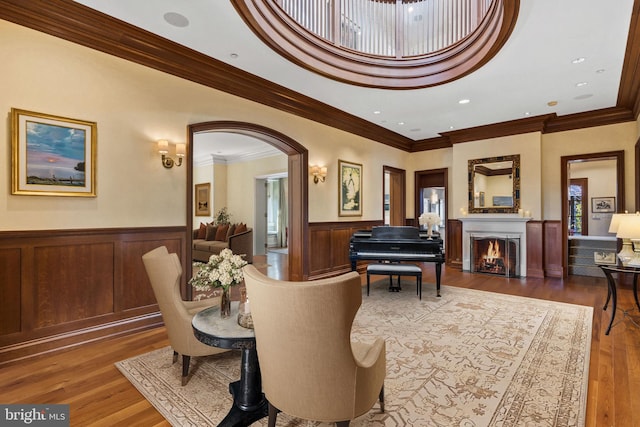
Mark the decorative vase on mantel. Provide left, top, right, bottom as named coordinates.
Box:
left=220, top=288, right=231, bottom=318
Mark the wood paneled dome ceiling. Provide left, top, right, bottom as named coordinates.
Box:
left=232, top=0, right=519, bottom=89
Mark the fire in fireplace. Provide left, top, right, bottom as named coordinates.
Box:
left=471, top=235, right=520, bottom=277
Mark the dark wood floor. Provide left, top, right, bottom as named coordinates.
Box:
left=3, top=252, right=639, bottom=427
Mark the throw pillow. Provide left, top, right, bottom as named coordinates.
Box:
left=197, top=222, right=207, bottom=239
left=205, top=224, right=218, bottom=241
left=225, top=224, right=237, bottom=241
left=235, top=223, right=247, bottom=234
left=215, top=224, right=229, bottom=241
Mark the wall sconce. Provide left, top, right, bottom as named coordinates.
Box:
left=158, top=139, right=185, bottom=168
left=310, top=165, right=327, bottom=184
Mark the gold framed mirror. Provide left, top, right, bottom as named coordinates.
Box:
left=468, top=154, right=520, bottom=214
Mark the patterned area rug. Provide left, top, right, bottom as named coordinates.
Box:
left=116, top=284, right=592, bottom=426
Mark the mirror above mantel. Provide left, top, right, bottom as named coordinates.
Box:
left=468, top=154, right=520, bottom=214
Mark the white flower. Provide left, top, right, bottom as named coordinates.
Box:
left=189, top=248, right=248, bottom=291
left=419, top=212, right=441, bottom=225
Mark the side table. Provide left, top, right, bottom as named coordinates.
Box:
left=192, top=302, right=268, bottom=427
left=598, top=265, right=640, bottom=335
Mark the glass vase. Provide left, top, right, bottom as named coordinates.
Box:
left=220, top=288, right=231, bottom=318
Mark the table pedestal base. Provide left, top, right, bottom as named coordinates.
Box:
left=218, top=381, right=268, bottom=427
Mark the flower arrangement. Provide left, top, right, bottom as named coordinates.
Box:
left=419, top=212, right=441, bottom=238
left=189, top=248, right=247, bottom=292
left=419, top=212, right=441, bottom=226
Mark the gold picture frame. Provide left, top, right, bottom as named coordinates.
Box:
left=11, top=108, right=97, bottom=197
left=338, top=159, right=362, bottom=217
left=195, top=182, right=211, bottom=216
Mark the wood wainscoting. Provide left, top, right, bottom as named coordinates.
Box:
left=0, top=227, right=186, bottom=365
left=308, top=220, right=382, bottom=279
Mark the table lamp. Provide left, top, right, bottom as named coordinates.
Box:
left=614, top=212, right=640, bottom=266
left=609, top=212, right=633, bottom=265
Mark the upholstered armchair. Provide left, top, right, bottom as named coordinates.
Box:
left=243, top=265, right=385, bottom=427
left=142, top=246, right=226, bottom=386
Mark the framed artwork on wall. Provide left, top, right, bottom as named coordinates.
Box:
left=195, top=182, right=211, bottom=216
left=338, top=159, right=362, bottom=217
left=592, top=197, right=615, bottom=213
left=11, top=108, right=97, bottom=197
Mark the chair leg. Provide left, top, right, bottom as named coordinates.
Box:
left=336, top=422, right=350, bottom=427
left=366, top=272, right=370, bottom=296
left=268, top=402, right=279, bottom=427
left=172, top=350, right=178, bottom=364
left=181, top=355, right=191, bottom=386
left=379, top=384, right=385, bottom=412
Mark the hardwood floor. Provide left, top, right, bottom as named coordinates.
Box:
left=2, top=253, right=639, bottom=427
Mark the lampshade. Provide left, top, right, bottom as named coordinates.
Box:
left=157, top=139, right=169, bottom=154
left=615, top=214, right=640, bottom=239
left=608, top=212, right=631, bottom=233
left=176, top=143, right=186, bottom=157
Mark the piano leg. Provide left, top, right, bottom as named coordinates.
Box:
left=435, top=262, right=442, bottom=297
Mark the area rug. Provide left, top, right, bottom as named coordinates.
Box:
left=116, top=284, right=593, bottom=427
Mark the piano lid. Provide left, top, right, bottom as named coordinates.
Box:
left=370, top=226, right=420, bottom=240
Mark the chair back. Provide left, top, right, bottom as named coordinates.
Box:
left=243, top=265, right=364, bottom=421
left=142, top=246, right=193, bottom=352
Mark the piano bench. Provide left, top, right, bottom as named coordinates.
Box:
left=366, top=263, right=423, bottom=299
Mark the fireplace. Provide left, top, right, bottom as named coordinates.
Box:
left=470, top=235, right=520, bottom=277
left=460, top=216, right=530, bottom=277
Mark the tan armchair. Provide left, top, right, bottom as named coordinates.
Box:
left=243, top=265, right=385, bottom=426
left=142, top=246, right=226, bottom=386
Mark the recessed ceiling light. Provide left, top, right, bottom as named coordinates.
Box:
left=163, top=12, right=189, bottom=28
left=574, top=94, right=594, bottom=100
left=397, top=121, right=405, bottom=125
left=230, top=53, right=239, bottom=59
left=571, top=57, right=585, bottom=64
left=575, top=82, right=588, bottom=87
left=596, top=69, right=606, bottom=74
left=410, top=128, right=421, bottom=132
left=458, top=99, right=470, bottom=104
left=547, top=101, right=558, bottom=107
left=524, top=112, right=530, bottom=116
left=373, top=110, right=381, bottom=115
left=449, top=126, right=455, bottom=130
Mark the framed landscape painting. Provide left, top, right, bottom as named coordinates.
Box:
left=338, top=159, right=362, bottom=217
left=11, top=108, right=97, bottom=197
left=592, top=197, right=615, bottom=213
left=195, top=183, right=211, bottom=216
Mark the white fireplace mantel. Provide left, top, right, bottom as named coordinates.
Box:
left=460, top=216, right=531, bottom=277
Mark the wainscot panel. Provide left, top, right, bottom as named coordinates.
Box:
left=0, top=227, right=186, bottom=365
left=543, top=221, right=564, bottom=278
left=526, top=221, right=545, bottom=278
left=308, top=221, right=382, bottom=279
left=446, top=219, right=463, bottom=269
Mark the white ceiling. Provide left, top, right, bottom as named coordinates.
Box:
left=76, top=0, right=635, bottom=156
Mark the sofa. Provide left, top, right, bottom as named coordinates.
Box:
left=192, top=222, right=253, bottom=264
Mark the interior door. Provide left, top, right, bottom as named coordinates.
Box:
left=384, top=166, right=406, bottom=226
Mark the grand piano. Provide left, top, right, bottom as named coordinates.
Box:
left=349, top=226, right=444, bottom=295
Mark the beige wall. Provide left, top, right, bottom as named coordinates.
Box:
left=569, top=159, right=617, bottom=235
left=226, top=155, right=288, bottom=225
left=451, top=133, right=543, bottom=219
left=0, top=20, right=407, bottom=231
left=1, top=20, right=638, bottom=232
left=541, top=122, right=637, bottom=219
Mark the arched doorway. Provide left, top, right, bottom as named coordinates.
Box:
left=187, top=121, right=309, bottom=285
